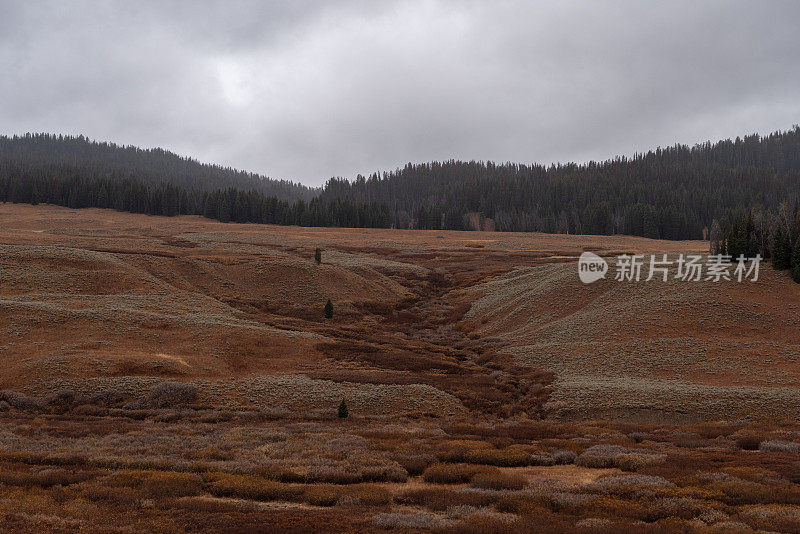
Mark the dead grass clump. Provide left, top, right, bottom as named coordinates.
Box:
left=105, top=470, right=202, bottom=498
left=423, top=463, right=485, bottom=484
left=470, top=470, right=527, bottom=491
left=464, top=447, right=530, bottom=467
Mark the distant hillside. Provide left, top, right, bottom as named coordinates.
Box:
left=321, top=127, right=800, bottom=238
left=1, top=128, right=799, bottom=239
left=0, top=133, right=316, bottom=202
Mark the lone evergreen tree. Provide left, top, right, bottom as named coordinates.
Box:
left=324, top=299, right=333, bottom=318
left=791, top=237, right=800, bottom=283
left=338, top=399, right=348, bottom=419
left=315, top=247, right=322, bottom=264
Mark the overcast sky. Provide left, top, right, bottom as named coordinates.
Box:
left=2, top=1, right=799, bottom=186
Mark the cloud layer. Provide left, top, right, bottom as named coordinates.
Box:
left=2, top=0, right=799, bottom=185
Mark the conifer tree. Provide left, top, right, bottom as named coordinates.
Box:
left=773, top=229, right=791, bottom=270
left=791, top=237, right=800, bottom=283
left=324, top=299, right=333, bottom=318
left=338, top=399, right=348, bottom=419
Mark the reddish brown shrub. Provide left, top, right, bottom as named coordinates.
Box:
left=464, top=447, right=530, bottom=467
left=394, top=453, right=435, bottom=476
left=204, top=473, right=303, bottom=502
left=736, top=433, right=762, bottom=451
left=422, top=463, right=484, bottom=484
left=0, top=467, right=94, bottom=488
left=470, top=470, right=527, bottom=491
left=304, top=485, right=340, bottom=506
left=397, top=488, right=494, bottom=511
left=105, top=470, right=202, bottom=498
left=342, top=484, right=392, bottom=506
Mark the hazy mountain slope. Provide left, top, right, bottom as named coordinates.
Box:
left=0, top=133, right=317, bottom=202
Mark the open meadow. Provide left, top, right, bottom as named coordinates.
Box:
left=0, top=203, right=799, bottom=533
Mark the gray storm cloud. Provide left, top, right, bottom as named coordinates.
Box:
left=1, top=0, right=799, bottom=186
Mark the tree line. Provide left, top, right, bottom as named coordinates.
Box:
left=0, top=133, right=316, bottom=201
left=715, top=201, right=800, bottom=283
left=321, top=127, right=800, bottom=237
left=0, top=172, right=392, bottom=228
left=2, top=128, right=800, bottom=239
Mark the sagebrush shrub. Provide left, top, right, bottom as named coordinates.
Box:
left=0, top=390, right=44, bottom=411
left=125, top=382, right=198, bottom=409
left=552, top=450, right=577, bottom=465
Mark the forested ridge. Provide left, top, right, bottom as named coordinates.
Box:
left=0, top=133, right=316, bottom=202
left=1, top=129, right=799, bottom=238
left=322, top=127, right=800, bottom=237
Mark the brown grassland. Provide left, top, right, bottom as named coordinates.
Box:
left=0, top=203, right=798, bottom=532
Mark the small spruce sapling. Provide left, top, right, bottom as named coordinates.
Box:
left=324, top=299, right=333, bottom=318
left=315, top=247, right=322, bottom=264
left=338, top=399, right=348, bottom=418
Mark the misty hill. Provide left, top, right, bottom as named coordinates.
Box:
left=0, top=133, right=316, bottom=202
